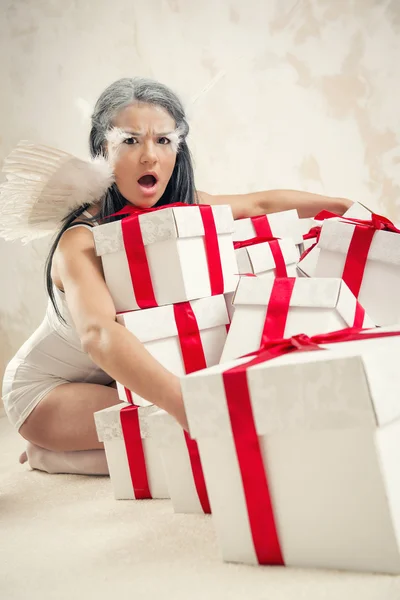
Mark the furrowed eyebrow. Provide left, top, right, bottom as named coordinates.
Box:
left=122, top=130, right=176, bottom=137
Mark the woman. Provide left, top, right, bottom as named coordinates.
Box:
left=1, top=77, right=352, bottom=475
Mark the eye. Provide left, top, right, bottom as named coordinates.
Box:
left=158, top=137, right=171, bottom=145
left=123, top=137, right=138, bottom=145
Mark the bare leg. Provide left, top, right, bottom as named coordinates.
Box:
left=18, top=382, right=120, bottom=475
left=19, top=381, right=119, bottom=451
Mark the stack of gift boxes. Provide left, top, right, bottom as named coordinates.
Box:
left=93, top=200, right=400, bottom=575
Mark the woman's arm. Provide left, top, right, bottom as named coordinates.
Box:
left=197, top=189, right=353, bottom=219
left=55, top=227, right=187, bottom=428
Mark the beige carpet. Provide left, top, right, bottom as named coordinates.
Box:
left=1, top=414, right=400, bottom=600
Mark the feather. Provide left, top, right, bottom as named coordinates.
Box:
left=0, top=141, right=114, bottom=243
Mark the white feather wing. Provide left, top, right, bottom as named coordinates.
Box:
left=0, top=141, right=114, bottom=243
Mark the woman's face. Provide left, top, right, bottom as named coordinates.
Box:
left=109, top=103, right=178, bottom=208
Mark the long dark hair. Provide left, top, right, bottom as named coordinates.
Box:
left=45, top=77, right=198, bottom=319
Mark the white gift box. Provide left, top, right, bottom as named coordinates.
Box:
left=221, top=276, right=374, bottom=362
left=297, top=203, right=373, bottom=278
left=181, top=331, right=400, bottom=573
left=315, top=218, right=400, bottom=326
left=224, top=238, right=299, bottom=320
left=148, top=409, right=211, bottom=514
left=93, top=204, right=238, bottom=312
left=299, top=217, right=315, bottom=236
left=116, top=295, right=229, bottom=406
left=233, top=209, right=303, bottom=248
left=94, top=403, right=169, bottom=500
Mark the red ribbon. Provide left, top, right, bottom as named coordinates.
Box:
left=222, top=365, right=284, bottom=565
left=120, top=405, right=152, bottom=499
left=302, top=226, right=321, bottom=241
left=199, top=205, right=224, bottom=295
left=114, top=203, right=224, bottom=308
left=299, top=227, right=322, bottom=261
left=251, top=215, right=273, bottom=238
left=223, top=325, right=400, bottom=564
left=261, top=277, right=296, bottom=342
left=233, top=236, right=279, bottom=250
left=173, top=302, right=211, bottom=514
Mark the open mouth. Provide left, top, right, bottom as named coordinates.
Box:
left=137, top=174, right=158, bottom=188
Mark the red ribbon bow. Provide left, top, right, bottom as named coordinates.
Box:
left=233, top=236, right=279, bottom=250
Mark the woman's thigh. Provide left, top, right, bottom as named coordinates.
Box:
left=19, top=381, right=120, bottom=452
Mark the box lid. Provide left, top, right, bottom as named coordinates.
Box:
left=94, top=402, right=159, bottom=442
left=181, top=331, right=400, bottom=440
left=236, top=238, right=298, bottom=275
left=93, top=204, right=234, bottom=256
left=117, top=294, right=229, bottom=343
left=232, top=276, right=374, bottom=327
left=317, top=219, right=400, bottom=266
left=147, top=409, right=184, bottom=447
left=343, top=202, right=372, bottom=220
left=232, top=276, right=339, bottom=308
left=233, top=210, right=303, bottom=244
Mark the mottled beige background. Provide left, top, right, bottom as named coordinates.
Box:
left=1, top=0, right=399, bottom=391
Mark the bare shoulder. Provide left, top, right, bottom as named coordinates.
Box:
left=52, top=225, right=101, bottom=291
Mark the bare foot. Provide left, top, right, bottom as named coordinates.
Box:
left=19, top=442, right=109, bottom=475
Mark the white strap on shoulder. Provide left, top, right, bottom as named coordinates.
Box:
left=68, top=223, right=94, bottom=232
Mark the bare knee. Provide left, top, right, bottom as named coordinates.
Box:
left=18, top=382, right=117, bottom=451
left=19, top=419, right=65, bottom=452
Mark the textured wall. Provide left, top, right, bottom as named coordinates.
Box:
left=1, top=0, right=399, bottom=384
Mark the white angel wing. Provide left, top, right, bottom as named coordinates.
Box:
left=0, top=141, right=114, bottom=243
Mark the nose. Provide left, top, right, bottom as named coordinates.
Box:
left=140, top=140, right=158, bottom=165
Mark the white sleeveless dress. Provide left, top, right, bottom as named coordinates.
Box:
left=1, top=214, right=113, bottom=430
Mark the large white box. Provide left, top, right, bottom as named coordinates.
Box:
left=233, top=209, right=303, bottom=247
left=181, top=331, right=400, bottom=573
left=93, top=204, right=238, bottom=312
left=148, top=409, right=211, bottom=514
left=116, top=295, right=229, bottom=406
left=315, top=217, right=400, bottom=326
left=221, top=277, right=374, bottom=362
left=225, top=238, right=299, bottom=320
left=94, top=403, right=169, bottom=500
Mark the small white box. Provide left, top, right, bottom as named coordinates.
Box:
left=181, top=331, right=400, bottom=573
left=233, top=209, right=303, bottom=247
left=148, top=409, right=211, bottom=514
left=94, top=403, right=169, bottom=500
left=221, top=277, right=374, bottom=363
left=224, top=238, right=299, bottom=320
left=116, top=295, right=230, bottom=406
left=315, top=218, right=400, bottom=326
left=93, top=204, right=238, bottom=312
left=297, top=203, right=373, bottom=278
